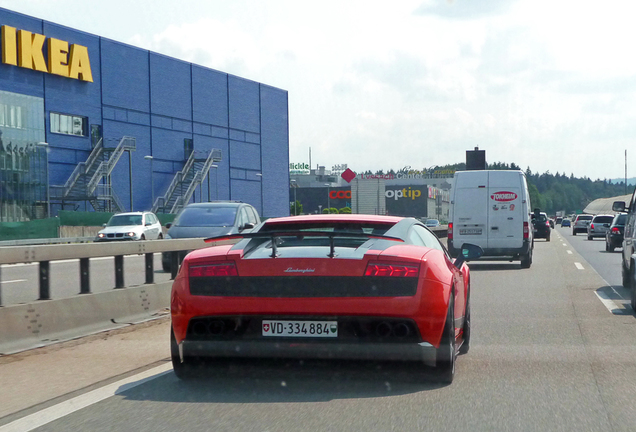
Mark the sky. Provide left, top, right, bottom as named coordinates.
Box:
left=2, top=0, right=635, bottom=181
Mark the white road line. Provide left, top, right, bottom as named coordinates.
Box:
left=0, top=363, right=173, bottom=432
left=0, top=279, right=27, bottom=284
left=574, top=262, right=584, bottom=270
left=595, top=290, right=621, bottom=314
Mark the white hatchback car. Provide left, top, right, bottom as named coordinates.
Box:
left=95, top=211, right=163, bottom=242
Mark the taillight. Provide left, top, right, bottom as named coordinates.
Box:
left=365, top=263, right=419, bottom=277
left=590, top=223, right=595, bottom=229
left=612, top=227, right=620, bottom=233
left=189, top=262, right=238, bottom=277
left=545, top=221, right=550, bottom=227
left=448, top=222, right=453, bottom=240
left=523, top=222, right=529, bottom=239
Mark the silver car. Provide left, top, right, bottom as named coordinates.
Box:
left=572, top=214, right=593, bottom=235
left=95, top=211, right=163, bottom=241
left=587, top=214, right=614, bottom=240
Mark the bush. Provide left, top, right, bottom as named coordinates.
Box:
left=339, top=207, right=352, bottom=214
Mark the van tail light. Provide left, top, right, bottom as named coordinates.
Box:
left=611, top=227, right=620, bottom=234
left=590, top=223, right=595, bottom=229
left=448, top=222, right=453, bottom=240
left=189, top=262, right=238, bottom=277
left=365, top=263, right=419, bottom=277
left=545, top=221, right=550, bottom=227
left=523, top=222, right=529, bottom=239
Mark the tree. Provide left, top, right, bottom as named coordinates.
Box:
left=339, top=206, right=352, bottom=214
left=290, top=200, right=303, bottom=215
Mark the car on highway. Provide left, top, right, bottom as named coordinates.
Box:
left=572, top=214, right=593, bottom=235
left=162, top=201, right=260, bottom=272
left=95, top=211, right=163, bottom=242
left=605, top=213, right=627, bottom=252
left=561, top=218, right=571, bottom=227
left=587, top=214, right=614, bottom=240
left=170, top=214, right=483, bottom=383
left=425, top=218, right=440, bottom=227
left=613, top=192, right=636, bottom=310
left=532, top=211, right=551, bottom=241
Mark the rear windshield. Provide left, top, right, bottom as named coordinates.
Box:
left=108, top=215, right=142, bottom=226
left=615, top=214, right=628, bottom=224
left=174, top=207, right=238, bottom=227
left=593, top=216, right=613, bottom=224
left=259, top=222, right=394, bottom=236
left=577, top=215, right=593, bottom=221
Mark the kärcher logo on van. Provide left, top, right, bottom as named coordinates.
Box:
left=491, top=191, right=518, bottom=202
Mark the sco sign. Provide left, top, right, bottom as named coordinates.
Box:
left=329, top=190, right=351, bottom=199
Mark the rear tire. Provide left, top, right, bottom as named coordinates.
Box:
left=546, top=234, right=551, bottom=242
left=171, top=328, right=194, bottom=380
left=572, top=230, right=576, bottom=236
left=587, top=235, right=593, bottom=240
left=520, top=248, right=532, bottom=269
left=622, top=260, right=631, bottom=289
left=435, top=293, right=456, bottom=384
left=459, top=292, right=470, bottom=355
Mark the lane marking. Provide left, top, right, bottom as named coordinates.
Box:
left=574, top=262, right=584, bottom=270
left=595, top=290, right=623, bottom=314
left=567, top=250, right=572, bottom=254
left=0, top=279, right=27, bottom=284
left=0, top=363, right=172, bottom=432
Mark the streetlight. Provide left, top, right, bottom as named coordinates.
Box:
left=144, top=155, right=154, bottom=208
left=291, top=179, right=297, bottom=215
left=210, top=164, right=218, bottom=201
left=325, top=183, right=331, bottom=213
left=37, top=142, right=50, bottom=218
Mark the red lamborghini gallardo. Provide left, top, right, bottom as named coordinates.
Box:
left=170, top=214, right=482, bottom=383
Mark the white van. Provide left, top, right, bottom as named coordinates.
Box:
left=448, top=170, right=534, bottom=268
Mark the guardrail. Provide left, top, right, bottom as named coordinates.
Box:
left=0, top=238, right=234, bottom=307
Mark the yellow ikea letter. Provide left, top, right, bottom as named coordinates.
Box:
left=1, top=25, right=17, bottom=66
left=48, top=37, right=69, bottom=77
left=68, top=44, right=93, bottom=82
left=17, top=30, right=47, bottom=72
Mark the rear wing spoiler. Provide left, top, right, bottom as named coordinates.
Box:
left=204, top=230, right=404, bottom=258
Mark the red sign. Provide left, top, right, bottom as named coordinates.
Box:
left=329, top=190, right=352, bottom=199
left=341, top=168, right=357, bottom=183
left=491, top=191, right=518, bottom=202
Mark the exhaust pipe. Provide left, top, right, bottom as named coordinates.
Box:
left=192, top=321, right=208, bottom=336
left=393, top=323, right=410, bottom=338
left=376, top=321, right=392, bottom=338
left=209, top=320, right=226, bottom=335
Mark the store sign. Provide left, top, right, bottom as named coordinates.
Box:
left=329, top=190, right=351, bottom=199
left=290, top=162, right=310, bottom=174
left=1, top=25, right=93, bottom=82
left=385, top=188, right=422, bottom=200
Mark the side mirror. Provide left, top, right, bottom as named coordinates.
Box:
left=145, top=222, right=152, bottom=226
left=102, top=223, right=107, bottom=227
left=165, top=223, right=172, bottom=229
left=241, top=222, right=255, bottom=231
left=612, top=201, right=627, bottom=212
left=454, top=243, right=484, bottom=269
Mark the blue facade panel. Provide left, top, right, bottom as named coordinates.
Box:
left=150, top=53, right=192, bottom=121
left=230, top=141, right=261, bottom=171
left=192, top=66, right=229, bottom=127
left=228, top=76, right=260, bottom=133
left=101, top=41, right=150, bottom=112
left=260, top=85, right=290, bottom=217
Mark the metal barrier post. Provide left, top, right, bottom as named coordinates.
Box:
left=114, top=255, right=124, bottom=288
left=80, top=258, right=90, bottom=294
left=0, top=265, right=3, bottom=307
left=170, top=251, right=179, bottom=280
left=39, top=261, right=50, bottom=300
left=145, top=253, right=154, bottom=284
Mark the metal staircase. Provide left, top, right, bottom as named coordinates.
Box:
left=51, top=137, right=136, bottom=212
left=152, top=148, right=222, bottom=214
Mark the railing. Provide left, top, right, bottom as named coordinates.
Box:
left=61, top=138, right=104, bottom=196
left=151, top=152, right=197, bottom=213
left=87, top=137, right=136, bottom=194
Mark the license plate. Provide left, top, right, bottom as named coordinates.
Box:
left=459, top=228, right=482, bottom=235
left=262, top=320, right=338, bottom=337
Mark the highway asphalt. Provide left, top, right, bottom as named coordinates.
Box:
left=2, top=227, right=636, bottom=431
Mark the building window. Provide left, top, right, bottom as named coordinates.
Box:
left=0, top=104, right=25, bottom=129
left=50, top=112, right=87, bottom=136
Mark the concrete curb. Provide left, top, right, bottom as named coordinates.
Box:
left=0, top=282, right=172, bottom=355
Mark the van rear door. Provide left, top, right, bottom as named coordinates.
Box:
left=487, top=171, right=523, bottom=250
left=452, top=171, right=488, bottom=249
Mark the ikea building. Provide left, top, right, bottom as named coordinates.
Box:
left=0, top=8, right=289, bottom=222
